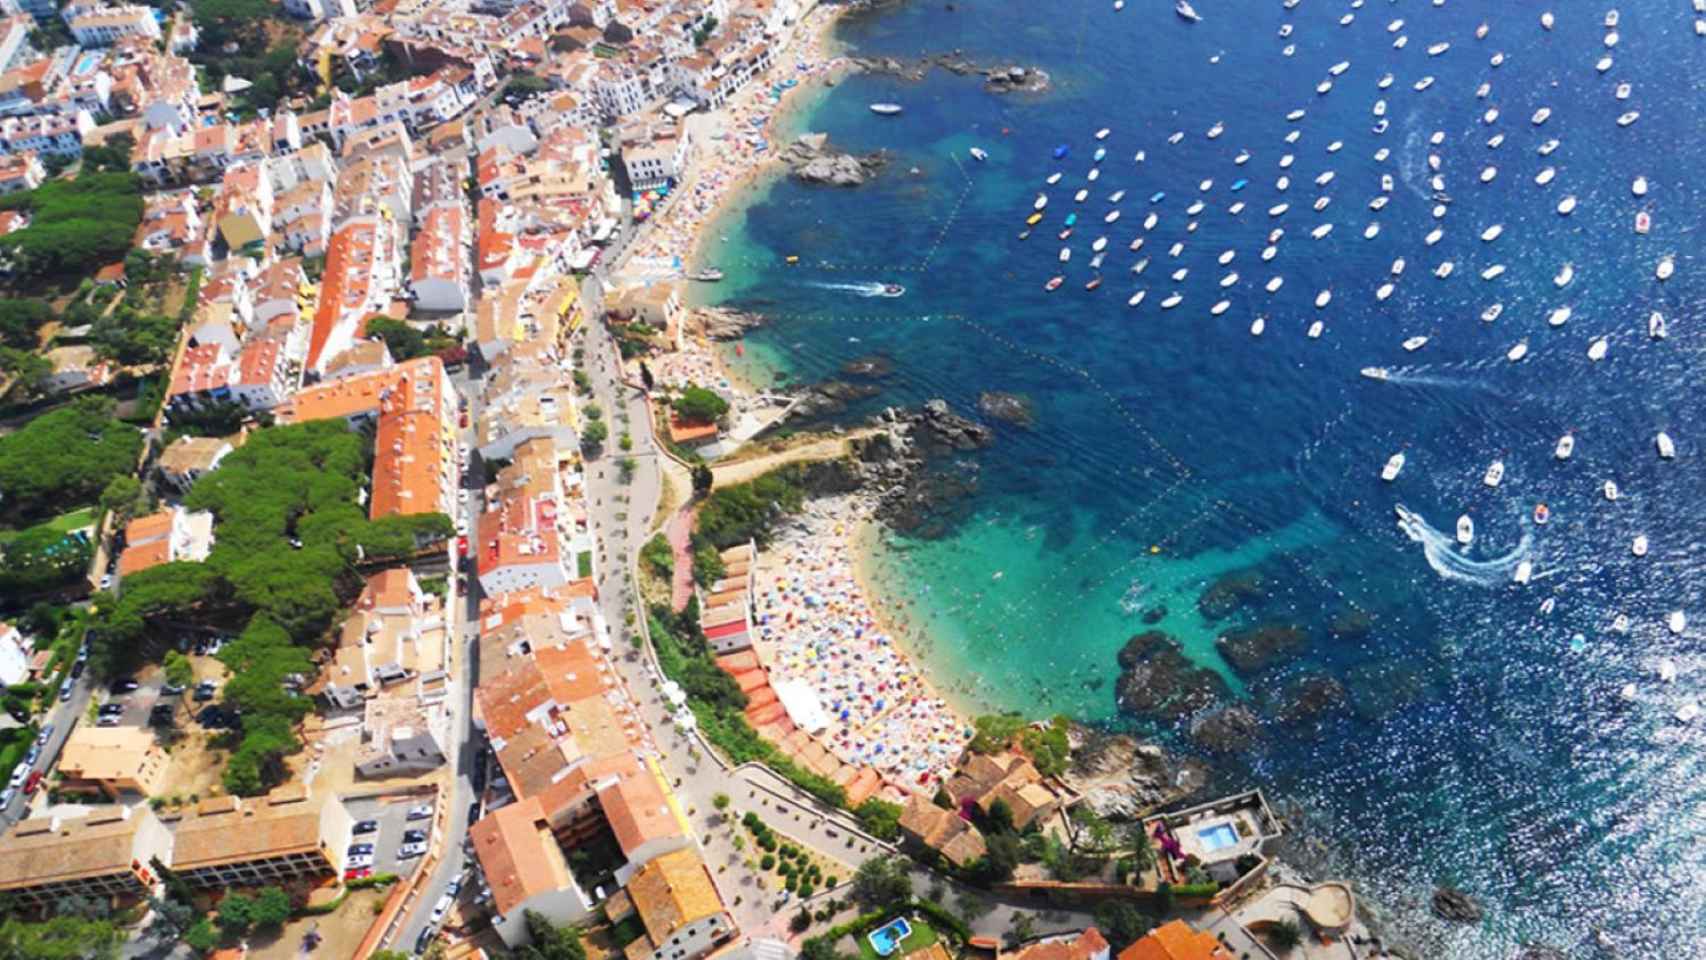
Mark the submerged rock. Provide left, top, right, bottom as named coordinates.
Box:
left=1430, top=887, right=1483, bottom=923
left=1216, top=624, right=1308, bottom=676
left=1114, top=631, right=1229, bottom=721
left=1189, top=705, right=1263, bottom=752
left=1141, top=606, right=1167, bottom=625
left=1273, top=673, right=1348, bottom=724
left=841, top=354, right=895, bottom=378
left=1327, top=608, right=1374, bottom=640
left=977, top=391, right=1035, bottom=428
left=1198, top=569, right=1267, bottom=620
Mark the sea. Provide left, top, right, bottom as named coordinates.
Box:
left=693, top=1, right=1706, bottom=954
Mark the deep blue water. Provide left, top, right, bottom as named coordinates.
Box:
left=699, top=1, right=1706, bottom=954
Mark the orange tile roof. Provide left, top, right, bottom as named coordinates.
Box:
left=1015, top=929, right=1112, bottom=960
left=117, top=539, right=171, bottom=577
left=1116, top=922, right=1231, bottom=960
left=627, top=848, right=725, bottom=944
left=469, top=797, right=575, bottom=918
left=125, top=510, right=174, bottom=545
left=475, top=658, right=553, bottom=744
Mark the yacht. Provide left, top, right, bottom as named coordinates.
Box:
left=1633, top=534, right=1650, bottom=557
left=1508, top=341, right=1530, bottom=362
left=1414, top=76, right=1435, bottom=92
left=1635, top=211, right=1652, bottom=234
left=1262, top=245, right=1278, bottom=261
left=1656, top=255, right=1676, bottom=281
left=1046, top=172, right=1062, bottom=185
left=1364, top=223, right=1381, bottom=239
left=1656, top=432, right=1676, bottom=459
left=1175, top=0, right=1201, bottom=22
left=1482, top=303, right=1503, bottom=323
left=1425, top=227, right=1444, bottom=246
left=1087, top=168, right=1101, bottom=182
left=1219, top=271, right=1238, bottom=288
left=1311, top=223, right=1333, bottom=239
left=1669, top=611, right=1687, bottom=635
left=1209, top=299, right=1229, bottom=315
left=1677, top=704, right=1700, bottom=725
left=1329, top=60, right=1350, bottom=76
left=1218, top=249, right=1235, bottom=265
left=1235, top=150, right=1250, bottom=165
left=1538, top=139, right=1560, bottom=156
left=1557, top=195, right=1578, bottom=215
left=1482, top=265, right=1507, bottom=281
left=1535, top=167, right=1556, bottom=186
left=1129, top=237, right=1144, bottom=252
left=689, top=268, right=725, bottom=282
left=1532, top=107, right=1551, bottom=125
left=1373, top=99, right=1387, bottom=118
left=969, top=147, right=988, bottom=161
left=1378, top=73, right=1394, bottom=89
left=1250, top=316, right=1265, bottom=336
left=1092, top=236, right=1108, bottom=252
left=1160, top=292, right=1183, bottom=309
left=1476, top=82, right=1491, bottom=99
left=1167, top=131, right=1185, bottom=144
left=1131, top=257, right=1149, bottom=274
left=1615, top=82, right=1631, bottom=100
left=1483, top=460, right=1505, bottom=487
left=1588, top=338, right=1608, bottom=361
left=1093, top=146, right=1107, bottom=162
left=1555, top=434, right=1575, bottom=460
left=1488, top=133, right=1505, bottom=148
left=1376, top=282, right=1394, bottom=301
left=1360, top=366, right=1390, bottom=381
left=869, top=103, right=903, bottom=115
left=1391, top=258, right=1405, bottom=276
left=1513, top=559, right=1532, bottom=585
left=1035, top=194, right=1050, bottom=211
left=1427, top=41, right=1450, bottom=56
left=1490, top=52, right=1505, bottom=67
left=1604, top=480, right=1620, bottom=501
left=1144, top=212, right=1159, bottom=230
left=1269, top=203, right=1290, bottom=217
left=1541, top=10, right=1555, bottom=29
left=1104, top=210, right=1121, bottom=224
left=1555, top=263, right=1574, bottom=287
left=1059, top=247, right=1071, bottom=263
left=1095, top=127, right=1111, bottom=140
left=1456, top=515, right=1474, bottom=546
left=1075, top=188, right=1089, bottom=203
left=1277, top=175, right=1290, bottom=191
left=1659, top=658, right=1677, bottom=681
left=1313, top=197, right=1331, bottom=212
left=1549, top=306, right=1572, bottom=327
left=1632, top=176, right=1648, bottom=196
left=1127, top=290, right=1146, bottom=307
left=1207, top=121, right=1225, bottom=139
left=1476, top=21, right=1488, bottom=38
left=1617, top=111, right=1640, bottom=127
left=1605, top=31, right=1619, bottom=48
left=1605, top=9, right=1619, bottom=28
left=1308, top=321, right=1325, bottom=338
left=1650, top=311, right=1667, bottom=339
left=1315, top=289, right=1332, bottom=308
left=1382, top=452, right=1406, bottom=481
left=1435, top=261, right=1455, bottom=279
left=1402, top=335, right=1429, bottom=352
left=1286, top=109, right=1307, bottom=121
left=1186, top=199, right=1205, bottom=215
left=1108, top=189, right=1126, bottom=204
left=1483, top=107, right=1499, bottom=124
left=1317, top=79, right=1334, bottom=95
left=1481, top=224, right=1504, bottom=242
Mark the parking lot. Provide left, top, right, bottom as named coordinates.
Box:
left=343, top=796, right=438, bottom=881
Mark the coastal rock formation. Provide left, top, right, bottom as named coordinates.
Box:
left=1430, top=887, right=1483, bottom=923
left=848, top=53, right=1050, bottom=92
left=1216, top=623, right=1308, bottom=676
left=1061, top=724, right=1208, bottom=819
left=983, top=64, right=1050, bottom=93
left=1197, top=569, right=1267, bottom=620
left=1113, top=631, right=1229, bottom=721
left=1189, top=705, right=1263, bottom=753
left=1514, top=946, right=1567, bottom=960
left=695, top=306, right=766, bottom=341
left=1272, top=673, right=1348, bottom=724
left=841, top=354, right=895, bottom=378
left=1327, top=608, right=1374, bottom=640
left=977, top=391, right=1035, bottom=428
left=780, top=133, right=888, bottom=187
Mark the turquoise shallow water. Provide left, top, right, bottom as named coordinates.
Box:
left=699, top=1, right=1706, bottom=954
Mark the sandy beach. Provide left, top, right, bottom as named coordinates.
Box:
left=751, top=495, right=972, bottom=793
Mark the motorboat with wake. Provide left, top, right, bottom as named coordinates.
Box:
left=1175, top=0, right=1201, bottom=22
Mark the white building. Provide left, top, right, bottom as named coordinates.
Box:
left=65, top=4, right=162, bottom=46
left=617, top=119, right=691, bottom=191
left=0, top=622, right=30, bottom=687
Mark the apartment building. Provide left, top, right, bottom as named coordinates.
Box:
left=619, top=847, right=736, bottom=960
left=116, top=506, right=215, bottom=578
left=476, top=436, right=574, bottom=594
left=65, top=3, right=161, bottom=46
left=616, top=119, right=691, bottom=191
left=0, top=110, right=93, bottom=156
left=0, top=807, right=172, bottom=909
left=156, top=435, right=236, bottom=493
left=166, top=786, right=353, bottom=889
left=55, top=725, right=170, bottom=799
left=0, top=147, right=41, bottom=192
left=409, top=201, right=470, bottom=311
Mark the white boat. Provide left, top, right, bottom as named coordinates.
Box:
left=1656, top=432, right=1676, bottom=459
left=1554, top=263, right=1574, bottom=287
left=1427, top=41, right=1450, bottom=56
left=1676, top=704, right=1700, bottom=725
left=1425, top=227, right=1444, bottom=247
left=1541, top=10, right=1555, bottom=29
left=1617, top=111, right=1640, bottom=127
left=1557, top=195, right=1578, bottom=215
left=1476, top=21, right=1488, bottom=38
left=1532, top=107, right=1552, bottom=125
left=1087, top=168, right=1101, bottom=182
left=1317, top=80, right=1334, bottom=95
left=1480, top=166, right=1498, bottom=183
left=1329, top=60, right=1350, bottom=76
left=1198, top=178, right=1213, bottom=193
left=1144, top=212, right=1158, bottom=230
left=1095, top=127, right=1111, bottom=140
left=1513, top=559, right=1532, bottom=584
left=1311, top=223, right=1333, bottom=239
left=1555, top=434, right=1575, bottom=460
left=1219, top=271, right=1238, bottom=288
left=1234, top=150, right=1250, bottom=165
left=1127, top=290, right=1146, bottom=307
left=1605, top=31, right=1619, bottom=47
left=1604, top=480, right=1619, bottom=500
left=1490, top=52, right=1505, bottom=67
left=1046, top=172, right=1062, bottom=185
left=1092, top=236, right=1108, bottom=252
left=1131, top=257, right=1149, bottom=274
left=1104, top=210, right=1121, bottom=224
left=1656, top=255, right=1675, bottom=281
left=1315, top=171, right=1336, bottom=187
left=1217, top=249, right=1235, bottom=265
left=1210, top=300, right=1230, bottom=315
left=1508, top=341, right=1529, bottom=362
left=1402, top=335, right=1429, bottom=352
left=1276, top=176, right=1290, bottom=191
left=1388, top=258, right=1406, bottom=277
left=1267, top=276, right=1284, bottom=293
left=1659, top=658, right=1677, bottom=681
left=1633, top=534, right=1650, bottom=556
left=1269, top=203, right=1290, bottom=217
left=1588, top=338, right=1608, bottom=361
left=1308, top=320, right=1324, bottom=338
left=1167, top=131, right=1184, bottom=144
left=1364, top=223, right=1380, bottom=239
left=1428, top=154, right=1441, bottom=172
left=1535, top=167, right=1556, bottom=186
left=1483, top=107, right=1499, bottom=124
left=1430, top=175, right=1446, bottom=193
left=1387, top=18, right=1403, bottom=32
left=1129, top=237, right=1144, bottom=252
left=1605, top=9, right=1619, bottom=28
left=1414, top=76, right=1434, bottom=92
left=1171, top=267, right=1187, bottom=281
left=1538, top=139, right=1560, bottom=156
left=1059, top=248, right=1071, bottom=262
left=1632, top=176, right=1647, bottom=197
left=1373, top=99, right=1387, bottom=117
left=1669, top=611, right=1688, bottom=635
left=1393, top=36, right=1407, bottom=49
left=1109, top=189, right=1126, bottom=203
left=1250, top=316, right=1265, bottom=336
left=1381, top=453, right=1406, bottom=481
left=1376, top=282, right=1394, bottom=301
left=1488, top=133, right=1505, bottom=148
left=1481, top=224, right=1504, bottom=242
left=1360, top=366, right=1390, bottom=381
left=1228, top=201, right=1246, bottom=215
left=1549, top=306, right=1572, bottom=327
left=1484, top=460, right=1505, bottom=487
left=1186, top=200, right=1205, bottom=216
left=1035, top=194, right=1050, bottom=211
left=1482, top=265, right=1507, bottom=281
left=1482, top=303, right=1504, bottom=322
left=1380, top=173, right=1394, bottom=193
left=1075, top=188, right=1089, bottom=203
left=869, top=103, right=903, bottom=115
left=1650, top=311, right=1667, bottom=339
left=1160, top=292, right=1183, bottom=309
left=1597, top=55, right=1613, bottom=72
left=1378, top=73, right=1394, bottom=89
left=1456, top=515, right=1474, bottom=546
left=1175, top=0, right=1201, bottom=22
left=1312, top=197, right=1331, bottom=212
left=1093, top=147, right=1106, bottom=162
left=969, top=147, right=988, bottom=161
left=1476, top=82, right=1491, bottom=99
left=1315, top=289, right=1332, bottom=309
left=1207, top=121, right=1225, bottom=139
left=1435, top=261, right=1455, bottom=279
left=1286, top=109, right=1306, bottom=121
left=1168, top=241, right=1184, bottom=257
left=1614, top=615, right=1631, bottom=635
left=1261, top=245, right=1278, bottom=261
left=1615, top=82, right=1631, bottom=100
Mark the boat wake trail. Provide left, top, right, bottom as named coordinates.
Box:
left=1394, top=504, right=1531, bottom=587
left=1378, top=366, right=1497, bottom=391
left=805, top=280, right=905, bottom=298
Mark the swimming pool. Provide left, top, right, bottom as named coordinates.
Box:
left=866, top=918, right=912, bottom=957
left=72, top=51, right=102, bottom=76
left=1197, top=823, right=1239, bottom=853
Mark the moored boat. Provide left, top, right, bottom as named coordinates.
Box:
left=869, top=103, right=903, bottom=115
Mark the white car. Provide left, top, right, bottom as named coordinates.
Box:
left=346, top=853, right=375, bottom=870
left=397, top=842, right=428, bottom=860
left=429, top=894, right=454, bottom=925
left=8, top=764, right=28, bottom=789
left=406, top=803, right=434, bottom=821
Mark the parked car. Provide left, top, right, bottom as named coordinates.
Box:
left=150, top=703, right=176, bottom=724
left=35, top=724, right=52, bottom=746
left=347, top=843, right=375, bottom=857
left=98, top=703, right=125, bottom=716
left=346, top=853, right=375, bottom=870
left=58, top=680, right=72, bottom=702
left=406, top=803, right=434, bottom=821
left=0, top=788, right=14, bottom=808
left=161, top=682, right=185, bottom=695
left=352, top=819, right=380, bottom=835
left=193, top=681, right=218, bottom=702
left=397, top=842, right=428, bottom=859
left=23, top=745, right=39, bottom=766
left=69, top=660, right=85, bottom=679
left=97, top=714, right=122, bottom=727
left=403, top=828, right=429, bottom=844
left=108, top=677, right=139, bottom=694
left=445, top=876, right=463, bottom=897
left=23, top=770, right=44, bottom=795
left=414, top=927, right=435, bottom=955
left=8, top=764, right=28, bottom=788
left=344, top=867, right=373, bottom=882
left=429, top=893, right=454, bottom=924
left=466, top=801, right=480, bottom=827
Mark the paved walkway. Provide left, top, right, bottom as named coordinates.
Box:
left=667, top=504, right=696, bottom=613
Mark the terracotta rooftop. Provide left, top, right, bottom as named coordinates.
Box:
left=627, top=847, right=725, bottom=944
left=0, top=807, right=154, bottom=892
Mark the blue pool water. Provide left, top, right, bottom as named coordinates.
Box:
left=699, top=0, right=1706, bottom=954
left=867, top=917, right=912, bottom=957
left=1197, top=823, right=1240, bottom=854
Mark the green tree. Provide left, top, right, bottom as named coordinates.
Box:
left=0, top=173, right=144, bottom=282
left=162, top=651, right=194, bottom=689
left=216, top=892, right=255, bottom=935
left=1265, top=919, right=1302, bottom=951
left=80, top=134, right=134, bottom=175
left=0, top=916, right=122, bottom=960
left=800, top=937, right=845, bottom=960
left=90, top=304, right=182, bottom=366
left=691, top=541, right=725, bottom=587
left=580, top=419, right=609, bottom=450
left=850, top=855, right=912, bottom=909
left=1019, top=715, right=1071, bottom=777
left=855, top=798, right=903, bottom=841
left=1005, top=913, right=1037, bottom=949
left=516, top=909, right=586, bottom=960
left=0, top=347, right=51, bottom=396
left=0, top=520, right=94, bottom=596
left=691, top=463, right=713, bottom=497
left=0, top=397, right=143, bottom=523
left=712, top=792, right=730, bottom=810
left=968, top=712, right=1026, bottom=754
left=1093, top=901, right=1152, bottom=952
left=99, top=475, right=146, bottom=525
left=249, top=886, right=292, bottom=929
left=183, top=918, right=217, bottom=953
left=672, top=385, right=729, bottom=424
left=640, top=534, right=673, bottom=578
left=0, top=298, right=54, bottom=348
left=143, top=894, right=197, bottom=944
left=364, top=316, right=430, bottom=361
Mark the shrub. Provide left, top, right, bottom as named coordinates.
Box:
left=760, top=855, right=776, bottom=871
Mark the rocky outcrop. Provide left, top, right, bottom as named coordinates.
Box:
left=1189, top=705, right=1263, bottom=752
left=977, top=391, right=1035, bottom=428
left=841, top=354, right=895, bottom=378
left=1216, top=624, right=1308, bottom=676
left=1114, top=631, right=1229, bottom=721
left=983, top=64, right=1049, bottom=94
left=695, top=307, right=765, bottom=341
left=1430, top=887, right=1483, bottom=923
left=779, top=133, right=887, bottom=187
left=849, top=52, right=1051, bottom=93
left=1272, top=673, right=1347, bottom=724
left=1061, top=724, right=1208, bottom=819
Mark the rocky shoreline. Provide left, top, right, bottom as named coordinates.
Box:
left=849, top=51, right=1051, bottom=93
left=778, top=132, right=889, bottom=187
